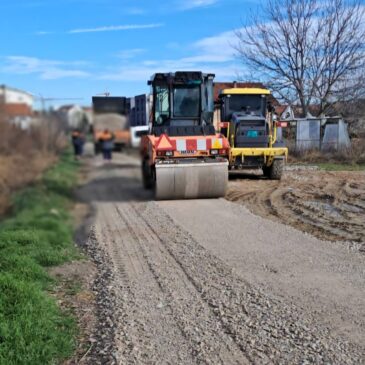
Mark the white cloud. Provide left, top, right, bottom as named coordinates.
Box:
left=99, top=62, right=239, bottom=82
left=192, top=28, right=240, bottom=61
left=35, top=31, right=54, bottom=36
left=2, top=56, right=90, bottom=80
left=68, top=23, right=163, bottom=34
left=179, top=0, right=219, bottom=10
left=98, top=26, right=243, bottom=82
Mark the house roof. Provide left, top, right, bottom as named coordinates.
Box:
left=2, top=103, right=32, bottom=117
left=275, top=105, right=288, bottom=116
left=276, top=104, right=323, bottom=119
left=0, top=84, right=34, bottom=98
left=57, top=104, right=76, bottom=112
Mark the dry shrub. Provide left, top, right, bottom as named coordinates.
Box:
left=0, top=116, right=67, bottom=214
left=288, top=138, right=365, bottom=164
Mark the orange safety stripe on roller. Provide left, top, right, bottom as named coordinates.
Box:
left=154, top=134, right=229, bottom=151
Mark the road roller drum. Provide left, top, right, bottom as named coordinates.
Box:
left=155, top=160, right=228, bottom=200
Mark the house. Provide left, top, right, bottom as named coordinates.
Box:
left=0, top=85, right=34, bottom=128
left=276, top=104, right=321, bottom=120
left=57, top=104, right=91, bottom=132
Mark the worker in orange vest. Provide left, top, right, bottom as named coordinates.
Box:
left=99, top=129, right=115, bottom=161
left=71, top=129, right=85, bottom=160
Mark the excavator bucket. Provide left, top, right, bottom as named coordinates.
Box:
left=155, top=161, right=228, bottom=200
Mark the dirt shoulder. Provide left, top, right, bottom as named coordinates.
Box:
left=226, top=168, right=365, bottom=251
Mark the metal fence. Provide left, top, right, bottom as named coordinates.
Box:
left=291, top=118, right=351, bottom=151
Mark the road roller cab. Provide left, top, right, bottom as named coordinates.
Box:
left=140, top=71, right=229, bottom=199
left=218, top=87, right=288, bottom=179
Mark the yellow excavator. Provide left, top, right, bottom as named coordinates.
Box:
left=217, top=87, right=288, bottom=179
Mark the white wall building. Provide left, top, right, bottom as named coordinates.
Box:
left=0, top=85, right=35, bottom=129
left=0, top=85, right=34, bottom=107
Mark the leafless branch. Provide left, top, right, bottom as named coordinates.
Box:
left=236, top=0, right=365, bottom=117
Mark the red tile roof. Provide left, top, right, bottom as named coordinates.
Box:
left=274, top=105, right=288, bottom=116
left=2, top=103, right=32, bottom=117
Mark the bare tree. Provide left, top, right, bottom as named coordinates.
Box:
left=236, top=0, right=365, bottom=117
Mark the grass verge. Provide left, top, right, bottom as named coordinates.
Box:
left=315, top=162, right=365, bottom=171
left=0, top=150, right=80, bottom=365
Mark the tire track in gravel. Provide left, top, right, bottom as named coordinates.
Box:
left=94, top=203, right=195, bottom=364
left=80, top=155, right=364, bottom=364
left=115, top=203, right=250, bottom=364
left=140, top=201, right=364, bottom=364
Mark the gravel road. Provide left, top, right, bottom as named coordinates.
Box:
left=78, top=151, right=364, bottom=364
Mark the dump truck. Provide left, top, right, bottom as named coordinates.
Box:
left=92, top=96, right=130, bottom=154
left=217, top=87, right=288, bottom=179
left=140, top=71, right=229, bottom=200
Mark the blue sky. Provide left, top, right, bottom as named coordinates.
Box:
left=0, top=0, right=261, bottom=108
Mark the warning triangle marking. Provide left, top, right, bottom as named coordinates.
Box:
left=212, top=138, right=222, bottom=149
left=156, top=134, right=173, bottom=150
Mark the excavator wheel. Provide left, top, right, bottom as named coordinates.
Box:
left=267, top=159, right=284, bottom=180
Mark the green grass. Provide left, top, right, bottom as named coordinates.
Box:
left=0, top=150, right=80, bottom=365
left=315, top=162, right=365, bottom=171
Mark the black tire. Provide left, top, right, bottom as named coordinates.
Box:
left=142, top=159, right=155, bottom=189
left=268, top=159, right=284, bottom=180
left=262, top=165, right=270, bottom=177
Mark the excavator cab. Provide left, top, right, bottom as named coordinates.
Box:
left=218, top=87, right=288, bottom=178
left=219, top=88, right=271, bottom=148
left=149, top=72, right=216, bottom=136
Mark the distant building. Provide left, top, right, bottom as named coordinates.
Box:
left=128, top=94, right=151, bottom=127
left=0, top=85, right=34, bottom=128
left=276, top=105, right=319, bottom=120
left=57, top=104, right=91, bottom=132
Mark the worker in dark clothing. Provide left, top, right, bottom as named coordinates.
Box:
left=71, top=129, right=85, bottom=160
left=99, top=129, right=115, bottom=161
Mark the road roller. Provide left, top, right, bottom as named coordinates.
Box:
left=140, top=71, right=229, bottom=200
